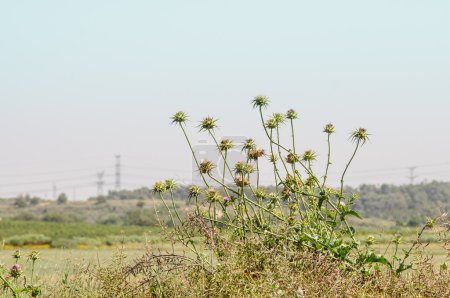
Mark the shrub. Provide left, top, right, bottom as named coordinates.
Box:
left=5, top=234, right=51, bottom=246
left=129, top=96, right=449, bottom=296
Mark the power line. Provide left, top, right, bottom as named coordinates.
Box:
left=115, top=155, right=121, bottom=191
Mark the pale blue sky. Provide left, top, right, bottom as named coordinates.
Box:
left=0, top=1, right=449, bottom=199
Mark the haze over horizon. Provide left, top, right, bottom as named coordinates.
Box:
left=1, top=1, right=449, bottom=199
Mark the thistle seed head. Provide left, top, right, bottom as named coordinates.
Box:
left=199, top=116, right=218, bottom=132
left=351, top=128, right=370, bottom=144
left=302, top=150, right=317, bottom=162
left=286, top=109, right=298, bottom=120
left=285, top=153, right=299, bottom=164
left=251, top=95, right=270, bottom=109
left=219, top=139, right=234, bottom=151
left=199, top=160, right=215, bottom=175
left=248, top=148, right=265, bottom=160
left=234, top=176, right=250, bottom=187
left=323, top=123, right=335, bottom=134
left=171, top=111, right=188, bottom=124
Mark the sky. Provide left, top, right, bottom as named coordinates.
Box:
left=0, top=1, right=449, bottom=199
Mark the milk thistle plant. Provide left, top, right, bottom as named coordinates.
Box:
left=0, top=250, right=42, bottom=297
left=157, top=96, right=443, bottom=277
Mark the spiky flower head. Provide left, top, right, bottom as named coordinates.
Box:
left=205, top=188, right=221, bottom=203
left=268, top=153, right=278, bottom=163
left=304, top=175, right=316, bottom=187
left=254, top=188, right=267, bottom=200
left=165, top=179, right=176, bottom=191
left=282, top=187, right=292, bottom=200
left=234, top=161, right=254, bottom=175
left=302, top=150, right=317, bottom=162
left=285, top=174, right=303, bottom=190
left=199, top=116, right=218, bottom=132
left=350, top=128, right=369, bottom=145
left=365, top=235, right=376, bottom=246
left=268, top=192, right=280, bottom=204
left=323, top=123, right=335, bottom=134
left=248, top=148, right=265, bottom=160
left=265, top=117, right=278, bottom=129
left=234, top=176, right=250, bottom=187
left=272, top=113, right=286, bottom=125
left=219, top=139, right=234, bottom=151
left=251, top=95, right=270, bottom=109
left=28, top=251, right=39, bottom=262
left=288, top=201, right=299, bottom=212
left=285, top=153, right=299, bottom=164
left=286, top=109, right=298, bottom=120
left=152, top=181, right=166, bottom=193
left=12, top=250, right=20, bottom=260
left=242, top=138, right=256, bottom=151
left=199, top=160, right=215, bottom=175
left=171, top=111, right=188, bottom=124
left=188, top=185, right=201, bottom=199
left=10, top=264, right=22, bottom=278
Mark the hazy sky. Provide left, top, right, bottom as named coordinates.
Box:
left=1, top=1, right=449, bottom=199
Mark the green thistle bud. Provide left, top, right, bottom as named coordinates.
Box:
left=268, top=193, right=280, bottom=204
left=272, top=113, right=285, bottom=125
left=171, top=111, right=188, bottom=124
left=282, top=187, right=292, bottom=200
left=265, top=118, right=278, bottom=129
left=365, top=235, right=376, bottom=246
left=188, top=185, right=201, bottom=199
left=254, top=188, right=267, bottom=200
left=302, top=150, right=317, bottom=162
left=152, top=181, right=166, bottom=193
left=219, top=139, right=234, bottom=151
left=323, top=123, right=335, bottom=134
left=425, top=218, right=436, bottom=229
left=234, top=161, right=254, bottom=175
left=199, top=116, right=218, bottom=132
left=288, top=201, right=299, bottom=212
left=205, top=188, right=221, bottom=203
left=12, top=250, right=20, bottom=260
left=392, top=233, right=401, bottom=245
left=286, top=109, right=298, bottom=120
left=248, top=148, right=265, bottom=160
left=28, top=251, right=39, bottom=262
left=268, top=153, right=278, bottom=163
left=234, top=176, right=250, bottom=187
left=285, top=153, right=299, bottom=164
left=351, top=128, right=370, bottom=145
left=199, top=160, right=215, bottom=175
left=304, top=175, right=316, bottom=187
left=251, top=95, right=270, bottom=109
left=242, top=138, right=256, bottom=151
left=165, top=179, right=176, bottom=191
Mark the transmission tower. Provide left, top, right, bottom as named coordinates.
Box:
left=97, top=171, right=105, bottom=196
left=407, top=166, right=418, bottom=184
left=115, top=155, right=121, bottom=191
